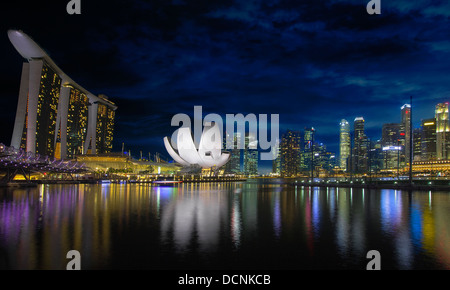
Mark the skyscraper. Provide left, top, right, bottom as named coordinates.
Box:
left=224, top=131, right=242, bottom=173
left=95, top=95, right=116, bottom=154
left=272, top=138, right=281, bottom=175
left=353, top=117, right=368, bottom=173
left=381, top=123, right=401, bottom=170
left=401, top=104, right=411, bottom=164
left=8, top=30, right=117, bottom=159
left=244, top=133, right=258, bottom=176
left=413, top=128, right=422, bottom=161
left=421, top=118, right=437, bottom=161
left=280, top=130, right=301, bottom=177
left=339, top=119, right=350, bottom=171
left=301, top=127, right=315, bottom=173
left=435, top=102, right=450, bottom=160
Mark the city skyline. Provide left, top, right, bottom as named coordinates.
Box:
left=2, top=1, right=450, bottom=174
left=2, top=26, right=449, bottom=175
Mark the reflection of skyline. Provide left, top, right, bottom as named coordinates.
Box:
left=0, top=184, right=113, bottom=269
left=159, top=183, right=229, bottom=253
left=0, top=182, right=449, bottom=269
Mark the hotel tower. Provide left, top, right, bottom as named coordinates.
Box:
left=8, top=30, right=117, bottom=159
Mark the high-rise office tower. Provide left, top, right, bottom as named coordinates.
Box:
left=339, top=119, right=350, bottom=171
left=280, top=130, right=301, bottom=177
left=381, top=123, right=401, bottom=170
left=8, top=30, right=117, bottom=159
left=244, top=133, right=258, bottom=176
left=413, top=128, right=422, bottom=161
left=302, top=127, right=315, bottom=172
left=224, top=132, right=242, bottom=173
left=401, top=104, right=411, bottom=164
left=272, top=138, right=281, bottom=175
left=421, top=118, right=437, bottom=161
left=353, top=117, right=368, bottom=173
left=435, top=103, right=450, bottom=160
left=382, top=123, right=400, bottom=146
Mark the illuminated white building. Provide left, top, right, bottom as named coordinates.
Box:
left=164, top=122, right=230, bottom=168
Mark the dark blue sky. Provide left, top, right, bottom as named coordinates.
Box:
left=1, top=0, right=450, bottom=172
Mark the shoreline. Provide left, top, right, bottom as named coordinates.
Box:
left=1, top=177, right=450, bottom=191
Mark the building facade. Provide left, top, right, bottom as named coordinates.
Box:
left=353, top=117, right=369, bottom=174
left=280, top=130, right=301, bottom=177
left=301, top=127, right=315, bottom=173
left=401, top=104, right=411, bottom=165
left=339, top=119, right=350, bottom=171
left=381, top=123, right=402, bottom=170
left=435, top=103, right=450, bottom=160
left=8, top=30, right=117, bottom=159
left=243, top=133, right=258, bottom=176
left=421, top=118, right=437, bottom=161
left=224, top=132, right=242, bottom=173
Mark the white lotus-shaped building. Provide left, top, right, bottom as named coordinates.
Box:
left=164, top=122, right=230, bottom=168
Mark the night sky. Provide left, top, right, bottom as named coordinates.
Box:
left=1, top=0, right=450, bottom=172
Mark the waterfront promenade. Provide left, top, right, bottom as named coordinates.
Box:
left=291, top=177, right=450, bottom=191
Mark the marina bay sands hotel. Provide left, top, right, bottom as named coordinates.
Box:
left=7, top=30, right=117, bottom=160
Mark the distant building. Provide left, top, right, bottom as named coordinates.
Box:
left=435, top=103, right=450, bottom=160
left=413, top=128, right=422, bottom=161
left=421, top=118, right=437, bottom=161
left=381, top=123, right=401, bottom=170
left=224, top=132, right=242, bottom=173
left=8, top=30, right=117, bottom=159
left=280, top=130, right=301, bottom=177
left=370, top=140, right=383, bottom=174
left=401, top=104, right=411, bottom=164
left=301, top=127, right=315, bottom=173
left=75, top=153, right=181, bottom=175
left=244, top=133, right=258, bottom=176
left=353, top=117, right=369, bottom=173
left=339, top=119, right=350, bottom=171
left=272, top=138, right=281, bottom=175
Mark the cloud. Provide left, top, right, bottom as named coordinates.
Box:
left=2, top=0, right=450, bottom=158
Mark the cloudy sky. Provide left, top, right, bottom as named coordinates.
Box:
left=1, top=0, right=450, bottom=172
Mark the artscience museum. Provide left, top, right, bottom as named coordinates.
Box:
left=164, top=122, right=230, bottom=169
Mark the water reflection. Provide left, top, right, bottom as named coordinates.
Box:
left=0, top=181, right=449, bottom=269
left=159, top=183, right=228, bottom=253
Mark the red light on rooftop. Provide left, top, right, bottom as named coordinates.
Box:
left=400, top=132, right=405, bottom=136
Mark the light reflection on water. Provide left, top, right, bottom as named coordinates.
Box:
left=0, top=180, right=449, bottom=270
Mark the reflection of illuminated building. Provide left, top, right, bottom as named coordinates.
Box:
left=0, top=185, right=111, bottom=269
left=8, top=30, right=117, bottom=159
left=159, top=184, right=228, bottom=252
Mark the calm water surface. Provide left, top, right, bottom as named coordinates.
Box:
left=0, top=179, right=449, bottom=270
